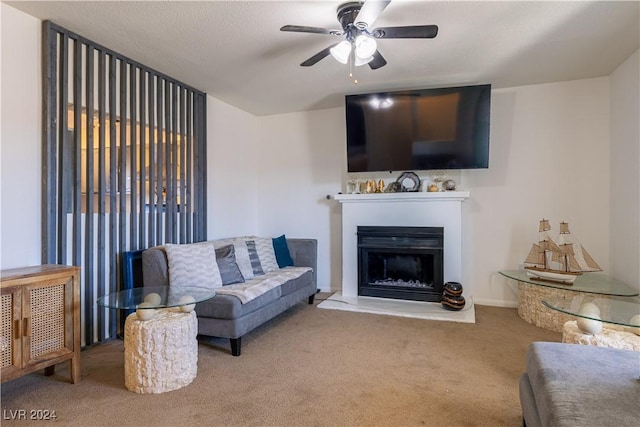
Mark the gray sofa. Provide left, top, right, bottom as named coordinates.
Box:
left=142, top=238, right=317, bottom=356
left=519, top=341, right=639, bottom=426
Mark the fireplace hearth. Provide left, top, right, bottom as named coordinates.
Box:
left=357, top=226, right=444, bottom=302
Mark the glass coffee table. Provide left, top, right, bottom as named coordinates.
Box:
left=499, top=270, right=638, bottom=332
left=97, top=286, right=216, bottom=394
left=542, top=296, right=640, bottom=351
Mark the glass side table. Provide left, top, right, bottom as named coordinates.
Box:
left=542, top=296, right=640, bottom=351
left=499, top=270, right=638, bottom=332
left=97, top=285, right=216, bottom=310
left=97, top=286, right=216, bottom=394
left=499, top=270, right=639, bottom=296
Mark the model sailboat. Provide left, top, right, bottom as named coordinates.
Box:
left=524, top=219, right=602, bottom=284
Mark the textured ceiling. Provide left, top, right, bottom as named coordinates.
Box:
left=5, top=0, right=639, bottom=116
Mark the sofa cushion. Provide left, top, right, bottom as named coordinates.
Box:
left=195, top=267, right=313, bottom=318
left=195, top=287, right=283, bottom=319
left=213, top=267, right=310, bottom=303
left=215, top=245, right=245, bottom=285
left=164, top=242, right=222, bottom=289
left=273, top=234, right=294, bottom=268
left=278, top=268, right=313, bottom=296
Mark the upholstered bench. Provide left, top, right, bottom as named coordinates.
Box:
left=519, top=341, right=640, bottom=426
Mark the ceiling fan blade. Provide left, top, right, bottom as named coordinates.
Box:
left=354, top=0, right=391, bottom=29
left=372, top=25, right=439, bottom=39
left=280, top=25, right=340, bottom=35
left=368, top=50, right=387, bottom=70
left=300, top=45, right=336, bottom=67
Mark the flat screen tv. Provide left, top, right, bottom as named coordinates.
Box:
left=345, top=84, right=491, bottom=172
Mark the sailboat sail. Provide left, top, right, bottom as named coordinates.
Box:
left=555, top=222, right=602, bottom=272
left=525, top=244, right=542, bottom=265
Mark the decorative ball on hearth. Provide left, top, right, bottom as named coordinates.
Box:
left=441, top=294, right=466, bottom=311
left=444, top=281, right=463, bottom=297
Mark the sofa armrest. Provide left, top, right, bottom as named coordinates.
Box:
left=287, top=238, right=317, bottom=288
left=142, top=247, right=169, bottom=287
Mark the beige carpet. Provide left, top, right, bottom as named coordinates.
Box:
left=1, top=295, right=560, bottom=426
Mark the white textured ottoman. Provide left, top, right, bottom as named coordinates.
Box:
left=124, top=309, right=198, bottom=394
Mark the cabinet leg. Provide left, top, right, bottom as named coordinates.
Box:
left=70, top=356, right=81, bottom=384
left=44, top=365, right=55, bottom=376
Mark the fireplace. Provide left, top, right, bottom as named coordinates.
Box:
left=357, top=226, right=444, bottom=302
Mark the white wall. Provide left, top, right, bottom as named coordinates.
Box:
left=610, top=49, right=640, bottom=291
left=0, top=4, right=43, bottom=269
left=465, top=78, right=611, bottom=306
left=207, top=96, right=260, bottom=239
left=206, top=103, right=345, bottom=291
left=254, top=108, right=345, bottom=290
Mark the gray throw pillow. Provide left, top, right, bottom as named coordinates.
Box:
left=215, top=244, right=245, bottom=285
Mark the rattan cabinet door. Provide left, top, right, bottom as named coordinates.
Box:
left=21, top=278, right=74, bottom=368
left=0, top=286, right=22, bottom=377
left=1, top=265, right=80, bottom=384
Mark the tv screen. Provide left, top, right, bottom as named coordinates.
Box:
left=345, top=84, right=491, bottom=172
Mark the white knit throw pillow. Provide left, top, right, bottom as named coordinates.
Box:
left=164, top=242, right=222, bottom=290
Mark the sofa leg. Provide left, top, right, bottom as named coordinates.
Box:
left=308, top=294, right=315, bottom=304
left=230, top=338, right=241, bottom=356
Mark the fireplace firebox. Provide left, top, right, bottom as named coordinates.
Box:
left=357, top=226, right=444, bottom=302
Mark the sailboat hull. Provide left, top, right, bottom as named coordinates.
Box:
left=524, top=267, right=580, bottom=284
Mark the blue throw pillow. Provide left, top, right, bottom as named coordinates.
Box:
left=272, top=234, right=294, bottom=268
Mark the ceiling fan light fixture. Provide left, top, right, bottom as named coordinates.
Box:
left=330, top=40, right=352, bottom=64
left=354, top=55, right=373, bottom=67
left=354, top=35, right=377, bottom=59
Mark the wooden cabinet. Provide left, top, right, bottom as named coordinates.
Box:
left=1, top=265, right=80, bottom=384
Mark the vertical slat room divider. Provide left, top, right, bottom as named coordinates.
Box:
left=42, top=21, right=207, bottom=345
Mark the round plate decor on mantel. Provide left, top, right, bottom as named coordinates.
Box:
left=397, top=171, right=420, bottom=192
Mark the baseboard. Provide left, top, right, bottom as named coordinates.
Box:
left=473, top=297, right=518, bottom=308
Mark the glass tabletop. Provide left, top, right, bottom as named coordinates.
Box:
left=96, top=286, right=216, bottom=310
left=542, top=296, right=640, bottom=328
left=499, top=270, right=639, bottom=297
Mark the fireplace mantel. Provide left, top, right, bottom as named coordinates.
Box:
left=334, top=191, right=470, bottom=203
left=336, top=191, right=470, bottom=299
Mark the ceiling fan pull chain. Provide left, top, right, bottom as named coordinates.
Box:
left=349, top=48, right=358, bottom=84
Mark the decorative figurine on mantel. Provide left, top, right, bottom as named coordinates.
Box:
left=427, top=183, right=439, bottom=192
left=396, top=171, right=420, bottom=192
left=442, top=179, right=456, bottom=191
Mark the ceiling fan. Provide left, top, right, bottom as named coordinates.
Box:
left=280, top=0, right=438, bottom=70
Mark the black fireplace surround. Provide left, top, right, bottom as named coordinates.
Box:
left=357, top=226, right=444, bottom=302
